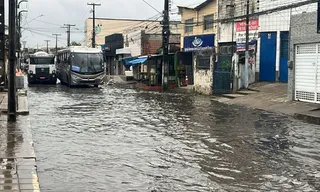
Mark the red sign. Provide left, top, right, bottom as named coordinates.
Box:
left=236, top=19, right=259, bottom=32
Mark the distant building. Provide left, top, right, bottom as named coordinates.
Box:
left=104, top=30, right=181, bottom=76
left=85, top=18, right=181, bottom=48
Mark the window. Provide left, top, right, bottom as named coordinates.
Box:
left=30, top=57, right=55, bottom=65
left=71, top=53, right=104, bottom=74
left=204, top=14, right=214, bottom=30
left=184, top=18, right=194, bottom=33
left=198, top=56, right=211, bottom=70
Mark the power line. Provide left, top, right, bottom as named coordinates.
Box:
left=141, top=0, right=162, bottom=15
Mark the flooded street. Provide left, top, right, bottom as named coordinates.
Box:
left=27, top=84, right=320, bottom=192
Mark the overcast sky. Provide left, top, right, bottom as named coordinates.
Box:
left=6, top=0, right=205, bottom=49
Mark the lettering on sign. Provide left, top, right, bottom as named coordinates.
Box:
left=236, top=19, right=259, bottom=51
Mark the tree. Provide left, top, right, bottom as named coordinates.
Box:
left=71, top=41, right=81, bottom=46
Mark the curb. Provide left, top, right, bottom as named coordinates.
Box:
left=294, top=113, right=320, bottom=125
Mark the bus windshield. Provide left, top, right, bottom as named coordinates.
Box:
left=30, top=57, right=55, bottom=65
left=71, top=53, right=104, bottom=74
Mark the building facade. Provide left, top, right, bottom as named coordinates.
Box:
left=178, top=0, right=217, bottom=94
left=217, top=0, right=316, bottom=92
left=85, top=18, right=181, bottom=48
left=289, top=11, right=320, bottom=103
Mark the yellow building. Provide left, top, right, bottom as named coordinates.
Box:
left=178, top=0, right=218, bottom=95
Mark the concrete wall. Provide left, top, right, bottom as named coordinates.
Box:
left=193, top=53, right=214, bottom=94
left=288, top=11, right=320, bottom=100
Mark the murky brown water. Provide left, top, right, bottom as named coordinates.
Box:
left=27, top=84, right=320, bottom=192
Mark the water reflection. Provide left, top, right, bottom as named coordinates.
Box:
left=0, top=121, right=18, bottom=191
left=27, top=85, right=320, bottom=192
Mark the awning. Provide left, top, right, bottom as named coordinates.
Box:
left=120, top=57, right=136, bottom=66
left=127, top=57, right=148, bottom=66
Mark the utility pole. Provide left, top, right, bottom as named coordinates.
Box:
left=0, top=0, right=5, bottom=89
left=162, top=0, right=170, bottom=91
left=244, top=0, right=250, bottom=89
left=22, top=40, right=26, bottom=62
left=318, top=0, right=320, bottom=33
left=62, top=24, right=75, bottom=47
left=87, top=2, right=101, bottom=48
left=8, top=0, right=16, bottom=122
left=52, top=33, right=61, bottom=53
left=44, top=40, right=50, bottom=53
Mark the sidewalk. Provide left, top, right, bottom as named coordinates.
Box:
left=0, top=92, right=40, bottom=191
left=0, top=91, right=29, bottom=115
left=211, top=83, right=320, bottom=124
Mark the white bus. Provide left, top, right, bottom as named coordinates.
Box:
left=28, top=51, right=57, bottom=84
left=56, top=46, right=105, bottom=87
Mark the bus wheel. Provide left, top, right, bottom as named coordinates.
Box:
left=94, top=84, right=98, bottom=88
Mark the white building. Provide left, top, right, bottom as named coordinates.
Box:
left=218, top=0, right=316, bottom=90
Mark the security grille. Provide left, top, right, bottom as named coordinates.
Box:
left=295, top=44, right=319, bottom=103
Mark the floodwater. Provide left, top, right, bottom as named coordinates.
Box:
left=26, top=84, right=320, bottom=192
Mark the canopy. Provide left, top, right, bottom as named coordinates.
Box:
left=120, top=57, right=135, bottom=66
left=127, top=57, right=148, bottom=66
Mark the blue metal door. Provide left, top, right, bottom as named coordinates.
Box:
left=260, top=32, right=277, bottom=81
left=280, top=31, right=289, bottom=83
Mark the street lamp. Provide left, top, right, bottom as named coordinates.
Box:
left=18, top=10, right=27, bottom=38
left=21, top=14, right=45, bottom=28
left=17, top=0, right=28, bottom=9
left=17, top=10, right=27, bottom=60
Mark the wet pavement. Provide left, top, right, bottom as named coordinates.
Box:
left=0, top=115, right=40, bottom=192
left=26, top=84, right=320, bottom=192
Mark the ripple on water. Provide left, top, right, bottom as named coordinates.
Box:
left=27, top=85, right=320, bottom=192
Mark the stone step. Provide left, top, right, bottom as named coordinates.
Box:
left=222, top=93, right=245, bottom=99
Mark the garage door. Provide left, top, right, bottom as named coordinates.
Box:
left=295, top=44, right=320, bottom=103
